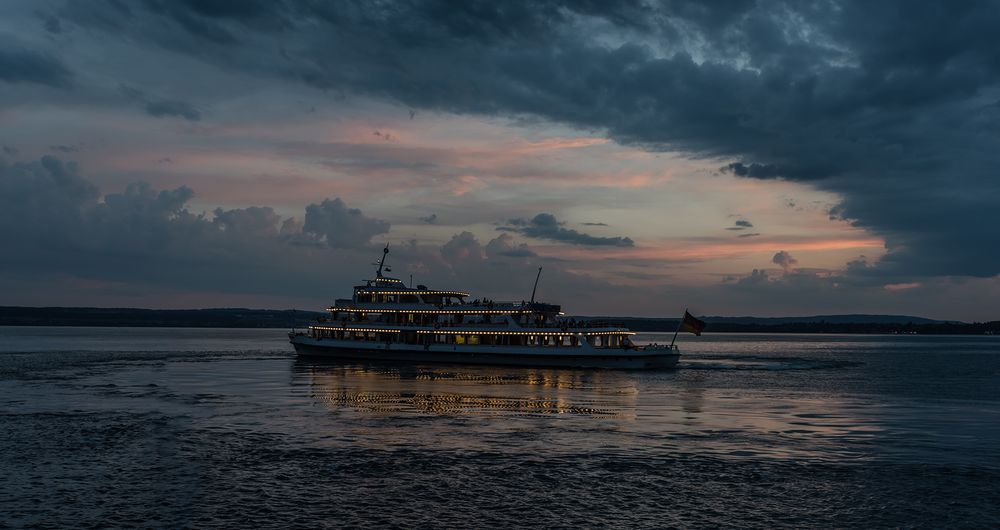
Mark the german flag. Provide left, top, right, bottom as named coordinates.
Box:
left=681, top=311, right=706, bottom=336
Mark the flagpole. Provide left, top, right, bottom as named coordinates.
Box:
left=669, top=308, right=686, bottom=349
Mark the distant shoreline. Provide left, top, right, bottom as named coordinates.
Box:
left=0, top=307, right=324, bottom=329
left=1, top=307, right=997, bottom=335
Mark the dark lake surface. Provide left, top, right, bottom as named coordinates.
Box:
left=2, top=327, right=999, bottom=528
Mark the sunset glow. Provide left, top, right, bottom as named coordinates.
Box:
left=1, top=1, right=997, bottom=321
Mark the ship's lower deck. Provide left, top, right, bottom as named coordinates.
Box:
left=289, top=335, right=679, bottom=370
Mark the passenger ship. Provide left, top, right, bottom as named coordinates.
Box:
left=289, top=246, right=681, bottom=369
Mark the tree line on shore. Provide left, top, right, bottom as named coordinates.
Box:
left=1, top=307, right=997, bottom=334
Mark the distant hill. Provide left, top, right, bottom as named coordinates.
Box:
left=700, top=314, right=952, bottom=325
left=0, top=307, right=324, bottom=328
left=575, top=313, right=951, bottom=325
left=572, top=314, right=999, bottom=334
left=0, top=307, right=996, bottom=334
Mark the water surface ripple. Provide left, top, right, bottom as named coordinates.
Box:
left=1, top=327, right=999, bottom=528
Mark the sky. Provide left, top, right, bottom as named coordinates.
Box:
left=0, top=1, right=998, bottom=321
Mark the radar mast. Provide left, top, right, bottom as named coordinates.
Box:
left=375, top=243, right=390, bottom=278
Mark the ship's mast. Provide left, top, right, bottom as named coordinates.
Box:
left=375, top=243, right=389, bottom=278
left=529, top=266, right=543, bottom=304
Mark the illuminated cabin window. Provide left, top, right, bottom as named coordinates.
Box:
left=468, top=335, right=480, bottom=345
left=455, top=335, right=466, bottom=345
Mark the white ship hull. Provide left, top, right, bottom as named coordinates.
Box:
left=290, top=335, right=680, bottom=370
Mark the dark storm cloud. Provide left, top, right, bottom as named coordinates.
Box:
left=39, top=12, right=62, bottom=34
left=440, top=231, right=482, bottom=263
left=48, top=144, right=78, bottom=153
left=419, top=213, right=438, bottom=224
left=726, top=219, right=753, bottom=230
left=0, top=156, right=391, bottom=295
left=500, top=213, right=634, bottom=247
left=0, top=43, right=72, bottom=87
left=772, top=250, right=798, bottom=271
left=485, top=232, right=536, bottom=258
left=55, top=0, right=1000, bottom=279
left=735, top=268, right=770, bottom=286
left=439, top=231, right=540, bottom=265
left=144, top=99, right=201, bottom=121
left=213, top=206, right=282, bottom=237
left=303, top=198, right=390, bottom=249
left=729, top=267, right=844, bottom=300
left=120, top=84, right=202, bottom=121
left=722, top=163, right=812, bottom=180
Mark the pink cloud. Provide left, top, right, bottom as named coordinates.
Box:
left=545, top=235, right=885, bottom=263
left=884, top=282, right=921, bottom=291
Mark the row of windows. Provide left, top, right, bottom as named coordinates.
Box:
left=310, top=329, right=628, bottom=348
left=353, top=293, right=466, bottom=304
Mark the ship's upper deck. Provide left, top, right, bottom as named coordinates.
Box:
left=342, top=245, right=561, bottom=315
left=351, top=276, right=470, bottom=304
left=338, top=289, right=559, bottom=315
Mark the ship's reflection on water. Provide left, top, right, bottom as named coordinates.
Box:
left=293, top=358, right=639, bottom=418
left=285, top=336, right=1000, bottom=466
left=4, top=330, right=999, bottom=528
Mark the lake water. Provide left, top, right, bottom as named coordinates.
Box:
left=1, top=327, right=999, bottom=528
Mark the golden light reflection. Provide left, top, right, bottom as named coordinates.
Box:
left=295, top=359, right=639, bottom=418
left=290, top=353, right=902, bottom=462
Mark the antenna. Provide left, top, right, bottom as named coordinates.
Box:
left=529, top=266, right=543, bottom=305
left=375, top=243, right=390, bottom=277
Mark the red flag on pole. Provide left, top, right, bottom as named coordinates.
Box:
left=681, top=311, right=706, bottom=336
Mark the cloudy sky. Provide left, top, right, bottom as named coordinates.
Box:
left=1, top=1, right=998, bottom=320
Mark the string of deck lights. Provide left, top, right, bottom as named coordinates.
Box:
left=414, top=330, right=634, bottom=336
left=327, top=307, right=531, bottom=315
left=354, top=290, right=470, bottom=296
left=308, top=325, right=632, bottom=336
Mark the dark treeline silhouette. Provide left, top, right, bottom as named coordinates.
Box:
left=575, top=316, right=1000, bottom=335
left=1, top=307, right=997, bottom=334
left=0, top=307, right=324, bottom=328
